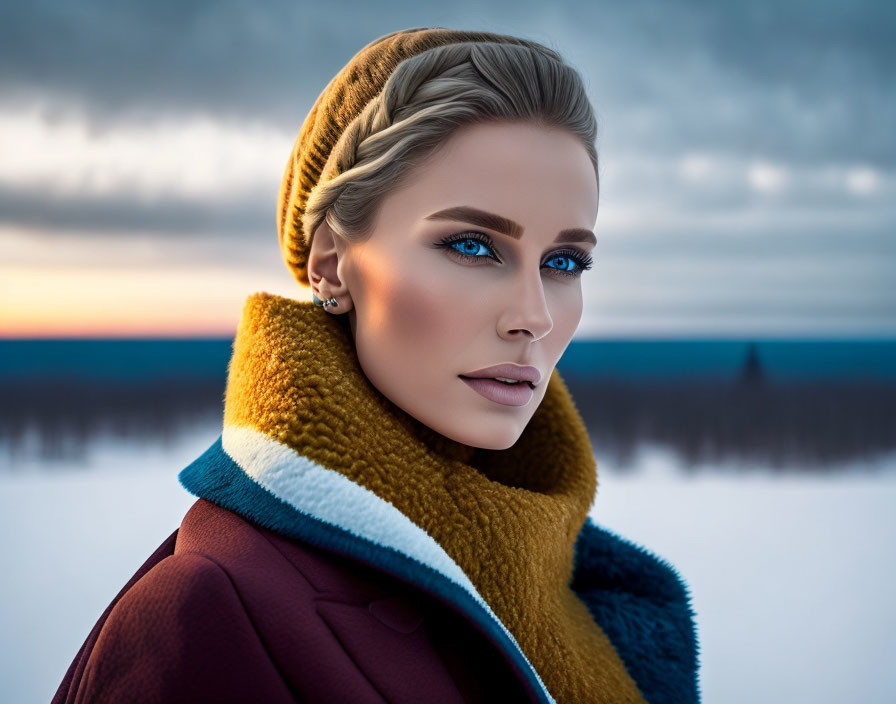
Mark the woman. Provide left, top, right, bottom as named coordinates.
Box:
left=53, top=27, right=699, bottom=704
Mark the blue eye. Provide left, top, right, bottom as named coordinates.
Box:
left=545, top=251, right=593, bottom=275
left=450, top=238, right=494, bottom=258
left=435, top=231, right=593, bottom=278
left=436, top=232, right=501, bottom=262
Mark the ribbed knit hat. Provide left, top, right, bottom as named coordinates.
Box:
left=276, top=26, right=540, bottom=286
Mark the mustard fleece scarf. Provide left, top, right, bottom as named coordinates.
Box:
left=222, top=291, right=648, bottom=704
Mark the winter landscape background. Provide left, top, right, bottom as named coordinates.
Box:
left=1, top=339, right=895, bottom=703
left=3, top=0, right=894, bottom=701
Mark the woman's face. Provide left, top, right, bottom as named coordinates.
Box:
left=315, top=120, right=598, bottom=450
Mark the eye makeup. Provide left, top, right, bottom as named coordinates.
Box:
left=433, top=230, right=593, bottom=278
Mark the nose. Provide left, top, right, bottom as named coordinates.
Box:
left=496, top=270, right=553, bottom=342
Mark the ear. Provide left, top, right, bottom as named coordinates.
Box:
left=307, top=218, right=354, bottom=314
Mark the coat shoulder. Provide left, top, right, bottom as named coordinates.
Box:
left=572, top=518, right=701, bottom=704
left=66, top=548, right=296, bottom=703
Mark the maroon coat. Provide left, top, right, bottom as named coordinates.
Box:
left=53, top=498, right=532, bottom=704
left=53, top=433, right=699, bottom=703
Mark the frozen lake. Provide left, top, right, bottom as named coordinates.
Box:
left=2, top=429, right=895, bottom=703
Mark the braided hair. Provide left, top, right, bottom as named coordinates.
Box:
left=278, top=28, right=598, bottom=286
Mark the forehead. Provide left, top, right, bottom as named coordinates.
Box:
left=380, top=121, right=599, bottom=233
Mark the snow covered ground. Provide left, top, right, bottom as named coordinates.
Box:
left=592, top=445, right=896, bottom=704
left=1, top=430, right=895, bottom=704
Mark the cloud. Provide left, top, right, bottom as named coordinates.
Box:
left=845, top=166, right=883, bottom=195
left=1, top=0, right=892, bottom=165
left=0, top=185, right=270, bottom=237
left=0, top=106, right=290, bottom=200
left=0, top=106, right=290, bottom=236
left=1, top=0, right=893, bottom=335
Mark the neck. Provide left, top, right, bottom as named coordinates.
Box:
left=411, top=414, right=482, bottom=465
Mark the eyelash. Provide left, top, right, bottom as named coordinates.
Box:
left=434, top=231, right=594, bottom=278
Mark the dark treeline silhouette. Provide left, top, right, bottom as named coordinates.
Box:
left=572, top=378, right=896, bottom=471
left=738, top=342, right=765, bottom=387
left=569, top=339, right=895, bottom=470
left=3, top=339, right=895, bottom=471
left=2, top=374, right=895, bottom=472
left=0, top=377, right=224, bottom=464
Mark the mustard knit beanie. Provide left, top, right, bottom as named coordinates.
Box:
left=276, top=26, right=544, bottom=286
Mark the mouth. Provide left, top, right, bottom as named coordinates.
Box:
left=457, top=375, right=536, bottom=407
left=458, top=375, right=535, bottom=389
left=458, top=363, right=541, bottom=387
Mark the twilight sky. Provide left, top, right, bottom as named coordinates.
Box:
left=1, top=0, right=893, bottom=337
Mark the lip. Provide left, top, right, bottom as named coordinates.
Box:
left=459, top=363, right=541, bottom=386
left=459, top=376, right=535, bottom=407
left=458, top=363, right=541, bottom=407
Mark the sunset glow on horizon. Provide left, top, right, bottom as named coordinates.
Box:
left=1, top=265, right=307, bottom=338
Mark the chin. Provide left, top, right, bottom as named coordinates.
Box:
left=443, top=421, right=525, bottom=451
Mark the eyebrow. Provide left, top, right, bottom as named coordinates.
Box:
left=424, top=205, right=597, bottom=246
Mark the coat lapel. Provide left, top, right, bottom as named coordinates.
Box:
left=180, top=428, right=701, bottom=704
left=180, top=431, right=556, bottom=703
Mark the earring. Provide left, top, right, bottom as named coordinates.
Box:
left=312, top=293, right=339, bottom=310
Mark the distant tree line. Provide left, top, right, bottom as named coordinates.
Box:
left=571, top=377, right=896, bottom=471
left=1, top=372, right=894, bottom=472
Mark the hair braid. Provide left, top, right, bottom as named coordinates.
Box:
left=280, top=28, right=598, bottom=285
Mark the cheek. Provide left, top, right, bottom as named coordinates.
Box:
left=353, top=248, right=472, bottom=366
left=555, top=288, right=583, bottom=333
left=546, top=286, right=584, bottom=359
left=387, top=275, right=479, bottom=372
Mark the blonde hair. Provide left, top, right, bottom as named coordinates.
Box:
left=302, top=40, right=598, bottom=246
